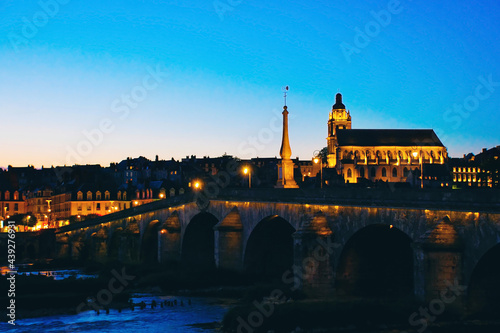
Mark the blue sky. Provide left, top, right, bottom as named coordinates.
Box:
left=1, top=0, right=499, bottom=167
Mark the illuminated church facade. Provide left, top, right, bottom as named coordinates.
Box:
left=326, top=93, right=448, bottom=184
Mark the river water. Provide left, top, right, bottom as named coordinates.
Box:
left=2, top=294, right=233, bottom=332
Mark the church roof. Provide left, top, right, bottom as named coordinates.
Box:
left=336, top=129, right=444, bottom=147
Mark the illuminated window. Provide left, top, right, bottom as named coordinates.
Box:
left=458, top=174, right=462, bottom=181
left=453, top=174, right=457, bottom=181
left=117, top=191, right=122, bottom=200
left=123, top=191, right=127, bottom=200
left=453, top=167, right=456, bottom=172
left=347, top=168, right=352, bottom=178
left=5, top=191, right=10, bottom=200
left=13, top=191, right=19, bottom=201
left=472, top=168, right=476, bottom=173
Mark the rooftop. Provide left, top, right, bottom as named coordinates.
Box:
left=336, top=129, right=444, bottom=147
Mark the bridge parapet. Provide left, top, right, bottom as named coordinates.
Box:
left=216, top=188, right=500, bottom=212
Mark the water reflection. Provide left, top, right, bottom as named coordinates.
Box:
left=0, top=266, right=97, bottom=280
left=3, top=295, right=232, bottom=332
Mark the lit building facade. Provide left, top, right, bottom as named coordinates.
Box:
left=0, top=190, right=27, bottom=220
left=26, top=187, right=53, bottom=223
left=52, top=189, right=131, bottom=222
left=326, top=93, right=449, bottom=184
left=450, top=146, right=500, bottom=188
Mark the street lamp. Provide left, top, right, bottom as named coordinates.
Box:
left=313, top=151, right=323, bottom=189
left=192, top=180, right=202, bottom=191
left=412, top=150, right=424, bottom=189
left=243, top=166, right=251, bottom=188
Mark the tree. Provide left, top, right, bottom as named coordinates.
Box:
left=320, top=147, right=328, bottom=163
left=9, top=214, right=37, bottom=227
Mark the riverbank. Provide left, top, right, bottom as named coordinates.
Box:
left=222, top=297, right=500, bottom=333
left=1, top=261, right=252, bottom=321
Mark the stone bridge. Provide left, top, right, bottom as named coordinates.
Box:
left=50, top=188, right=500, bottom=309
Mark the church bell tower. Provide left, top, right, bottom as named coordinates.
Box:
left=327, top=93, right=351, bottom=168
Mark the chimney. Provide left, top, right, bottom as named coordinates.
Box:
left=482, top=148, right=487, bottom=153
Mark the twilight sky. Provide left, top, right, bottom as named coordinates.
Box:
left=1, top=0, right=499, bottom=168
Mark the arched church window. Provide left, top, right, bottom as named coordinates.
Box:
left=370, top=167, right=376, bottom=178
left=392, top=167, right=398, bottom=177
left=347, top=169, right=352, bottom=178
left=403, top=167, right=409, bottom=177
left=359, top=167, right=365, bottom=178
left=381, top=167, right=387, bottom=177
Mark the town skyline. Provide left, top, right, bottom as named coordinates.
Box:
left=1, top=0, right=499, bottom=168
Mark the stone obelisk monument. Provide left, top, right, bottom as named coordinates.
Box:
left=276, top=86, right=299, bottom=188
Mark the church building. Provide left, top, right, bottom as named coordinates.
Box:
left=326, top=93, right=448, bottom=184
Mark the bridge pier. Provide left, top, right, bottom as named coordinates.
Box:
left=71, top=233, right=86, bottom=261
left=90, top=228, right=108, bottom=263
left=214, top=207, right=243, bottom=271
left=55, top=234, right=71, bottom=260
left=122, top=220, right=140, bottom=264
left=293, top=212, right=334, bottom=297
left=159, top=213, right=182, bottom=264
left=414, top=217, right=465, bottom=308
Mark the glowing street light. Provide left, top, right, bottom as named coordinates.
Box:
left=243, top=166, right=251, bottom=188
left=193, top=180, right=202, bottom=190
left=313, top=151, right=323, bottom=189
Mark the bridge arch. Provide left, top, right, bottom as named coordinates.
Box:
left=335, top=224, right=414, bottom=298
left=467, top=242, right=500, bottom=318
left=141, top=219, right=161, bottom=264
left=243, top=215, right=295, bottom=281
left=182, top=212, right=219, bottom=270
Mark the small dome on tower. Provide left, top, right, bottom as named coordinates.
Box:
left=333, top=93, right=345, bottom=109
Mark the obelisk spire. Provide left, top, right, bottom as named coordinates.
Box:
left=276, top=86, right=298, bottom=188
left=279, top=105, right=292, bottom=160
